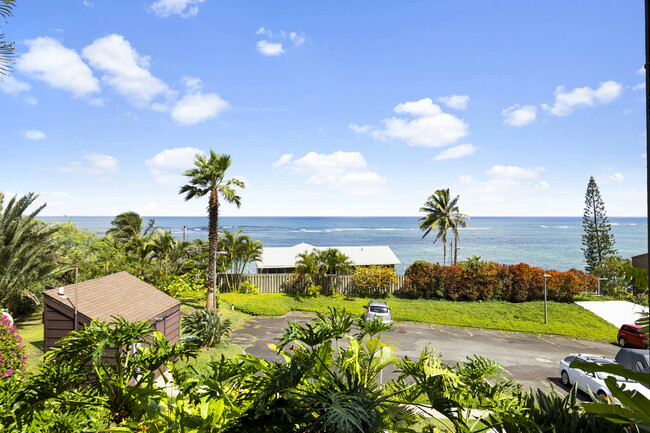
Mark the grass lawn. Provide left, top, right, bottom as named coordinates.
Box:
left=220, top=293, right=618, bottom=341
left=14, top=306, right=45, bottom=374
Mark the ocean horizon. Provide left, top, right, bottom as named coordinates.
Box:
left=40, top=216, right=648, bottom=274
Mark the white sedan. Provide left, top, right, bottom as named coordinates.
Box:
left=559, top=353, right=650, bottom=403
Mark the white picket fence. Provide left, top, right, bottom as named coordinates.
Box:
left=215, top=273, right=405, bottom=295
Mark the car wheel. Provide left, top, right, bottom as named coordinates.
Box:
left=561, top=370, right=570, bottom=386
left=619, top=337, right=627, bottom=347
left=597, top=390, right=607, bottom=401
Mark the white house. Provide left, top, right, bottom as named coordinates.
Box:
left=255, top=242, right=401, bottom=274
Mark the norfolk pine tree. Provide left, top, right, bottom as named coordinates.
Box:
left=582, top=176, right=617, bottom=273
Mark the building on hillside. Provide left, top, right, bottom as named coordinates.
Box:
left=43, top=271, right=180, bottom=352
left=632, top=253, right=648, bottom=274
left=255, top=242, right=401, bottom=274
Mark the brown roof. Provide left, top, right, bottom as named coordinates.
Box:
left=43, top=271, right=180, bottom=322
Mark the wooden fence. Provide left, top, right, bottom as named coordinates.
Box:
left=216, top=273, right=405, bottom=295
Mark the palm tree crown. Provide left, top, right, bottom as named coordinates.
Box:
left=107, top=211, right=155, bottom=241
left=179, top=150, right=244, bottom=310
left=418, top=189, right=469, bottom=266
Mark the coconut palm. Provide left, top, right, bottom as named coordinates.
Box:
left=295, top=249, right=323, bottom=287
left=0, top=192, right=62, bottom=311
left=106, top=211, right=155, bottom=241
left=145, top=229, right=188, bottom=278
left=419, top=189, right=469, bottom=266
left=179, top=151, right=244, bottom=310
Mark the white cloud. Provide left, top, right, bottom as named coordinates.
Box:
left=256, top=27, right=272, bottom=37
left=257, top=40, right=284, bottom=56
left=348, top=123, right=374, bottom=133
left=486, top=165, right=545, bottom=179
left=25, top=130, right=46, bottom=140
left=634, top=82, right=645, bottom=91
left=182, top=76, right=202, bottom=92
left=41, top=191, right=72, bottom=207
left=272, top=153, right=293, bottom=168
left=369, top=98, right=469, bottom=148
left=289, top=32, right=306, bottom=46
left=436, top=95, right=469, bottom=110
left=541, top=80, right=622, bottom=116
left=638, top=67, right=645, bottom=75
left=150, top=0, right=205, bottom=17
left=171, top=91, right=229, bottom=125
left=82, top=34, right=172, bottom=107
left=17, top=37, right=100, bottom=98
left=60, top=152, right=119, bottom=177
left=433, top=143, right=477, bottom=161
left=0, top=75, right=31, bottom=95
left=597, top=172, right=625, bottom=184
left=275, top=151, right=387, bottom=195
left=502, top=104, right=537, bottom=126
left=146, top=147, right=205, bottom=186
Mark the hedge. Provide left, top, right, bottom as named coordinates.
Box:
left=403, top=260, right=595, bottom=302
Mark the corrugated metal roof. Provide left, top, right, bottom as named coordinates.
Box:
left=256, top=243, right=401, bottom=269
left=43, top=271, right=180, bottom=322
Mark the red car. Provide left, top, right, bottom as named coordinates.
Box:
left=618, top=324, right=648, bottom=349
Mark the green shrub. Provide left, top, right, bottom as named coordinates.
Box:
left=306, top=285, right=322, bottom=296
left=0, top=315, right=25, bottom=379
left=181, top=308, right=232, bottom=347
left=159, top=271, right=205, bottom=298
left=240, top=280, right=259, bottom=294
left=350, top=266, right=397, bottom=297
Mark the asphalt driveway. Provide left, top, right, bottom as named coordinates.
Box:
left=229, top=312, right=619, bottom=394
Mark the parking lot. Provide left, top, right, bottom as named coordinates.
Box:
left=229, top=312, right=620, bottom=395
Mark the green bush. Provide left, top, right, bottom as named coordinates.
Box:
left=350, top=266, right=398, bottom=297
left=159, top=271, right=206, bottom=298
left=181, top=308, right=232, bottom=347
left=239, top=280, right=259, bottom=294
left=0, top=315, right=25, bottom=379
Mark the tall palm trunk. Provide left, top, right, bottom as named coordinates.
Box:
left=207, top=188, right=220, bottom=311
left=442, top=240, right=447, bottom=266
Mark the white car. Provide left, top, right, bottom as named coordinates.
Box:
left=559, top=353, right=650, bottom=403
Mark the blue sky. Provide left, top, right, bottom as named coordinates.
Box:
left=0, top=0, right=646, bottom=217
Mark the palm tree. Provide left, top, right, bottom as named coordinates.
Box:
left=179, top=151, right=244, bottom=310
left=295, top=249, right=323, bottom=287
left=145, top=228, right=189, bottom=278
left=318, top=248, right=353, bottom=275
left=106, top=211, right=155, bottom=241
left=0, top=1, right=16, bottom=78
left=0, top=192, right=62, bottom=311
left=418, top=189, right=469, bottom=266
left=221, top=229, right=263, bottom=291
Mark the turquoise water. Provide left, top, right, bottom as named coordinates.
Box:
left=42, top=216, right=648, bottom=274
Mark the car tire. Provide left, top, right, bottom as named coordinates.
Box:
left=561, top=370, right=570, bottom=386
left=619, top=337, right=627, bottom=347
left=597, top=390, right=607, bottom=400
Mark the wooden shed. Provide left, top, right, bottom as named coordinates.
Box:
left=43, top=271, right=181, bottom=352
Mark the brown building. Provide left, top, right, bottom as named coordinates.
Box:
left=632, top=253, right=648, bottom=274
left=43, top=271, right=180, bottom=352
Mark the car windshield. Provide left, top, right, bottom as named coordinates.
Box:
left=369, top=306, right=389, bottom=313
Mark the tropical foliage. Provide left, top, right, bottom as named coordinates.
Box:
left=221, top=229, right=263, bottom=291
left=582, top=176, right=617, bottom=273
left=0, top=0, right=15, bottom=78
left=106, top=211, right=155, bottom=241
left=419, top=188, right=469, bottom=266
left=180, top=151, right=245, bottom=311
left=350, top=265, right=398, bottom=297
left=0, top=314, right=25, bottom=379
left=0, top=193, right=62, bottom=312
left=294, top=247, right=353, bottom=293
left=404, top=259, right=595, bottom=302
left=181, top=308, right=232, bottom=347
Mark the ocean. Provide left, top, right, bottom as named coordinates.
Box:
left=41, top=216, right=648, bottom=274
